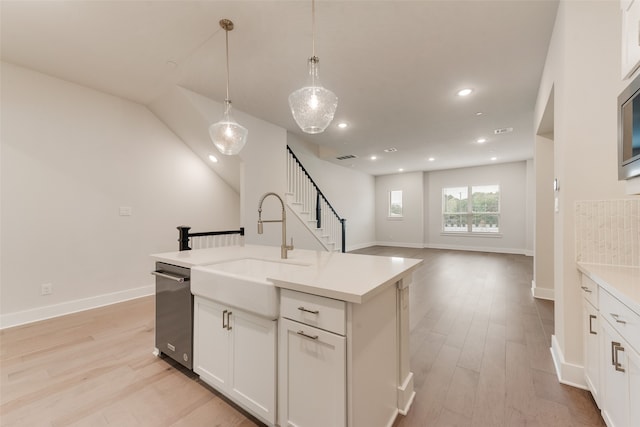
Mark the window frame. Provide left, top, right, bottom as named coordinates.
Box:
left=388, top=189, right=403, bottom=219
left=441, top=184, right=501, bottom=235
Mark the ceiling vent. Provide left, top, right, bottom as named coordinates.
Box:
left=336, top=154, right=357, bottom=160
left=384, top=147, right=398, bottom=153
left=494, top=127, right=513, bottom=135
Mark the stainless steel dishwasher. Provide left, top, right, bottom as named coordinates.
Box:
left=152, top=262, right=193, bottom=370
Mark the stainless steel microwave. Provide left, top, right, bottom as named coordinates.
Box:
left=618, top=73, right=640, bottom=180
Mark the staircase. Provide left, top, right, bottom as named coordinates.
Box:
left=286, top=146, right=346, bottom=252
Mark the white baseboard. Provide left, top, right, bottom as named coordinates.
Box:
left=346, top=241, right=378, bottom=252
left=0, top=285, right=154, bottom=329
left=397, top=371, right=416, bottom=415
left=423, top=243, right=529, bottom=255
left=531, top=280, right=555, bottom=301
left=550, top=335, right=588, bottom=390
left=375, top=241, right=424, bottom=249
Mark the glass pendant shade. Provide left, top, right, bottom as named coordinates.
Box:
left=209, top=101, right=248, bottom=155
left=289, top=57, right=338, bottom=134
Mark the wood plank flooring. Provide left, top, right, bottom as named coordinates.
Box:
left=0, top=247, right=603, bottom=426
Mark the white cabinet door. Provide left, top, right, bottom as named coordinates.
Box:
left=601, top=319, right=629, bottom=427
left=194, top=297, right=229, bottom=389
left=228, top=309, right=277, bottom=425
left=628, top=344, right=640, bottom=427
left=279, top=317, right=346, bottom=427
left=194, top=297, right=277, bottom=425
left=583, top=299, right=600, bottom=407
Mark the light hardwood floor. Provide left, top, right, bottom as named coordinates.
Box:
left=0, top=247, right=604, bottom=426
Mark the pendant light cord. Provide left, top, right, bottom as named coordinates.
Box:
left=225, top=27, right=230, bottom=103
left=311, top=0, right=316, bottom=58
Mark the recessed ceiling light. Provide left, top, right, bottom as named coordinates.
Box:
left=337, top=122, right=348, bottom=129
left=370, top=155, right=377, bottom=160
left=456, top=88, right=473, bottom=97
left=475, top=112, right=484, bottom=116
left=490, top=157, right=497, bottom=161
left=476, top=138, right=487, bottom=144
left=428, top=157, right=435, bottom=162
left=384, top=147, right=398, bottom=153
left=209, top=154, right=219, bottom=163
left=398, top=168, right=404, bottom=172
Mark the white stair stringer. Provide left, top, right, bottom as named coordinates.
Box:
left=285, top=193, right=339, bottom=252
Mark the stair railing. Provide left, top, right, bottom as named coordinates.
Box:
left=286, top=146, right=346, bottom=252
left=177, top=226, right=244, bottom=251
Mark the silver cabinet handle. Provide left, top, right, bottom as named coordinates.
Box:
left=611, top=341, right=626, bottom=373
left=222, top=310, right=233, bottom=331
left=615, top=345, right=625, bottom=373
left=610, top=313, right=627, bottom=324
left=297, top=330, right=318, bottom=340
left=298, top=306, right=319, bottom=314
left=151, top=271, right=189, bottom=283
left=221, top=310, right=233, bottom=330
left=580, top=286, right=592, bottom=293
left=589, top=314, right=597, bottom=335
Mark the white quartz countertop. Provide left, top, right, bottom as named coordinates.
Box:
left=577, top=262, right=640, bottom=315
left=151, top=245, right=423, bottom=304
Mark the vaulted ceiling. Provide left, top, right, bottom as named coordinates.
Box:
left=1, top=0, right=558, bottom=176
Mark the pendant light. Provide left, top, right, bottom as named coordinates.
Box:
left=209, top=19, right=248, bottom=156
left=288, top=0, right=338, bottom=134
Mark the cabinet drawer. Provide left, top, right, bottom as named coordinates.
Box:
left=281, top=289, right=346, bottom=335
left=600, top=288, right=640, bottom=354
left=580, top=275, right=599, bottom=308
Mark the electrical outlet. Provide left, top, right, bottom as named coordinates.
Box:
left=41, top=283, right=53, bottom=296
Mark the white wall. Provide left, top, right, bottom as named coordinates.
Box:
left=175, top=88, right=290, bottom=249
left=533, top=135, right=555, bottom=299
left=0, top=62, right=240, bottom=327
left=149, top=88, right=326, bottom=253
left=288, top=134, right=376, bottom=251
left=375, top=172, right=424, bottom=248
left=525, top=159, right=535, bottom=255
left=534, top=0, right=635, bottom=386
left=425, top=162, right=530, bottom=254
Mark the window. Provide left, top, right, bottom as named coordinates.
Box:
left=389, top=190, right=403, bottom=218
left=442, top=185, right=500, bottom=233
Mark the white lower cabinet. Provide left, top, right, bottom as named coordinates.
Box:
left=600, top=319, right=630, bottom=427
left=583, top=298, right=600, bottom=406
left=580, top=271, right=640, bottom=427
left=278, top=316, right=346, bottom=427
left=194, top=296, right=277, bottom=425
left=628, top=347, right=640, bottom=427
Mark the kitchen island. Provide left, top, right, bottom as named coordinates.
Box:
left=151, top=245, right=422, bottom=427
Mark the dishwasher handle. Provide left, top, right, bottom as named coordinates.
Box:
left=151, top=271, right=190, bottom=283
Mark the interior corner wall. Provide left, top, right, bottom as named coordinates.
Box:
left=425, top=161, right=530, bottom=254
left=525, top=159, right=535, bottom=256
left=535, top=0, right=632, bottom=379
left=287, top=134, right=376, bottom=251
left=534, top=135, right=555, bottom=298
left=423, top=172, right=430, bottom=244
left=0, top=62, right=240, bottom=327
left=375, top=172, right=424, bottom=248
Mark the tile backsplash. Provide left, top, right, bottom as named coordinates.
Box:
left=575, top=199, right=640, bottom=267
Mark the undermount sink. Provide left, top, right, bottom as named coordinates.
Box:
left=191, top=258, right=310, bottom=319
